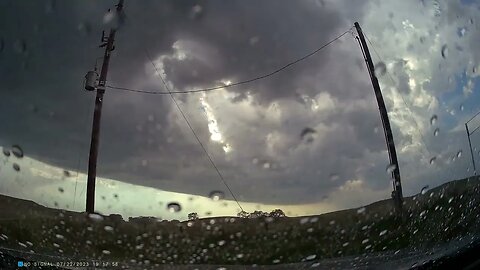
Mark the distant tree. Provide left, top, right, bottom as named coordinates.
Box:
left=188, top=212, right=199, bottom=220
left=269, top=209, right=286, bottom=218
left=249, top=210, right=269, bottom=219
left=237, top=210, right=249, bottom=218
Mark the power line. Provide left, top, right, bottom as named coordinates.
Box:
left=466, top=110, right=480, bottom=124
left=466, top=112, right=480, bottom=136
left=142, top=47, right=245, bottom=213
left=103, top=27, right=349, bottom=212
left=470, top=124, right=480, bottom=136
left=364, top=32, right=433, bottom=158
left=106, top=28, right=352, bottom=95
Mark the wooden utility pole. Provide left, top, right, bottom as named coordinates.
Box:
left=354, top=22, right=404, bottom=212
left=465, top=123, right=477, bottom=175
left=86, top=0, right=124, bottom=214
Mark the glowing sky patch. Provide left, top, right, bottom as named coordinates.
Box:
left=0, top=150, right=357, bottom=221
left=199, top=93, right=232, bottom=153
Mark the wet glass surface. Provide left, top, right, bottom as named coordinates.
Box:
left=1, top=0, right=480, bottom=269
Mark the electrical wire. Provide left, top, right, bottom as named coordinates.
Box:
left=143, top=48, right=245, bottom=213
left=470, top=124, right=480, bottom=136
left=103, top=27, right=349, bottom=213
left=106, top=28, right=352, bottom=95
left=466, top=110, right=480, bottom=124
left=104, top=27, right=352, bottom=214
left=364, top=33, right=433, bottom=158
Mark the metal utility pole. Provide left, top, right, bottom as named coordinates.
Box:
left=85, top=0, right=124, bottom=214
left=354, top=22, right=404, bottom=212
left=465, top=123, right=477, bottom=175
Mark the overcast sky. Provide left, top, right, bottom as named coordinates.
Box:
left=0, top=0, right=479, bottom=220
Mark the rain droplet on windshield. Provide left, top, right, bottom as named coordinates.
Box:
left=58, top=187, right=64, bottom=193
left=386, top=164, right=397, bottom=174
left=433, top=128, right=439, bottom=137
left=457, top=150, right=462, bottom=158
left=421, top=185, right=429, bottom=195
left=300, top=127, right=316, bottom=143
left=374, top=62, right=387, bottom=77
left=191, top=4, right=203, bottom=19
left=12, top=163, right=20, bottom=172
left=460, top=104, right=464, bottom=111
left=103, top=10, right=116, bottom=24
left=356, top=207, right=366, bottom=214
left=329, top=173, right=340, bottom=181
left=429, top=156, right=437, bottom=165
left=87, top=213, right=104, bottom=222
left=3, top=149, right=10, bottom=157
left=11, top=145, right=24, bottom=158
left=249, top=36, right=260, bottom=46
left=63, top=170, right=71, bottom=177
left=209, top=190, right=225, bottom=201
left=45, top=0, right=56, bottom=13
left=167, top=202, right=182, bottom=213
left=441, top=44, right=448, bottom=59
left=430, top=115, right=438, bottom=125
left=13, top=39, right=27, bottom=54
left=77, top=22, right=92, bottom=36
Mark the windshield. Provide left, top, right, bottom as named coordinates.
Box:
left=1, top=0, right=480, bottom=269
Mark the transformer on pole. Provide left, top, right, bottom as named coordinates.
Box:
left=84, top=0, right=124, bottom=214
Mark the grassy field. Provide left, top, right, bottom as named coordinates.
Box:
left=1, top=176, right=480, bottom=267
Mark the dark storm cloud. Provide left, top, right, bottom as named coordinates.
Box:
left=6, top=0, right=445, bottom=205
left=151, top=0, right=355, bottom=103
left=0, top=0, right=110, bottom=167
left=390, top=60, right=411, bottom=95
left=0, top=0, right=220, bottom=167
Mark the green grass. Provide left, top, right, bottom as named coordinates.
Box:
left=1, top=176, right=480, bottom=266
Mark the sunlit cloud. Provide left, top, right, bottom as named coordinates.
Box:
left=200, top=93, right=232, bottom=153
